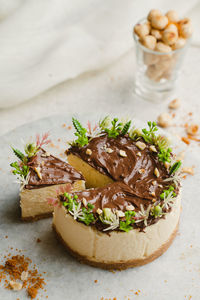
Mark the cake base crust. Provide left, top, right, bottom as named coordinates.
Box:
left=21, top=212, right=53, bottom=222
left=53, top=222, right=179, bottom=270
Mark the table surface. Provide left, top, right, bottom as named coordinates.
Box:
left=0, top=44, right=200, bottom=300
left=0, top=111, right=200, bottom=300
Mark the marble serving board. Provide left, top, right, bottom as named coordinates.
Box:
left=0, top=113, right=199, bottom=300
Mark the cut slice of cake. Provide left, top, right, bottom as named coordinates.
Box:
left=10, top=134, right=85, bottom=221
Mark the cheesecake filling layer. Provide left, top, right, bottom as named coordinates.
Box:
left=53, top=193, right=181, bottom=263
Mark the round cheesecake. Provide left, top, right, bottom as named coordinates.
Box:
left=53, top=118, right=182, bottom=269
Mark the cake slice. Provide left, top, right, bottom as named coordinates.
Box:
left=10, top=134, right=85, bottom=221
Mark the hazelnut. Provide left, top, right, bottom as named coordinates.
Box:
left=181, top=166, right=194, bottom=175
left=97, top=208, right=103, bottom=215
left=162, top=24, right=178, bottom=45
left=147, top=9, right=162, bottom=21
left=82, top=198, right=87, bottom=207
left=172, top=37, right=186, bottom=50
left=155, top=42, right=172, bottom=53
left=157, top=112, right=172, bottom=128
left=151, top=15, right=168, bottom=30
left=168, top=98, right=181, bottom=109
left=146, top=64, right=164, bottom=82
left=179, top=18, right=193, bottom=39
left=165, top=10, right=179, bottom=23
left=116, top=210, right=125, bottom=217
left=151, top=28, right=162, bottom=40
left=143, top=52, right=159, bottom=66
left=105, top=147, right=113, bottom=153
left=149, top=145, right=157, bottom=152
left=134, top=22, right=150, bottom=38
left=141, top=35, right=156, bottom=50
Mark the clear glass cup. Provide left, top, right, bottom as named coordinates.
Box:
left=133, top=19, right=190, bottom=101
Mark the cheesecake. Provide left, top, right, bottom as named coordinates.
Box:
left=10, top=134, right=85, bottom=221
left=53, top=117, right=182, bottom=269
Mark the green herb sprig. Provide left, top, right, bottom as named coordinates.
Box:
left=62, top=193, right=95, bottom=225
left=142, top=121, right=158, bottom=143
left=72, top=118, right=88, bottom=147
left=170, top=161, right=182, bottom=175
left=99, top=117, right=131, bottom=138
left=160, top=186, right=176, bottom=200
left=10, top=161, right=29, bottom=179
left=119, top=211, right=135, bottom=232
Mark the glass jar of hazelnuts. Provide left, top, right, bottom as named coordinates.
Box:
left=133, top=9, right=192, bottom=101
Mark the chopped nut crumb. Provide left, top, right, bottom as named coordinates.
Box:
left=164, top=161, right=170, bottom=169
left=86, top=149, right=92, bottom=155
left=82, top=198, right=87, bottom=207
left=97, top=208, right=103, bottom=215
left=152, top=180, right=157, bottom=186
left=126, top=205, right=135, bottom=211
left=168, top=98, right=181, bottom=109
left=139, top=169, right=145, bottom=174
left=116, top=210, right=125, bottom=217
left=181, top=137, right=190, bottom=145
left=136, top=141, right=146, bottom=150
left=136, top=152, right=142, bottom=157
left=182, top=167, right=194, bottom=175
left=21, top=271, right=28, bottom=281
left=34, top=167, right=42, bottom=180
left=186, top=124, right=199, bottom=136
left=149, top=145, right=157, bottom=152
left=157, top=113, right=172, bottom=128
left=152, top=198, right=156, bottom=202
left=10, top=281, right=23, bottom=291
left=151, top=192, right=156, bottom=197
left=105, top=148, right=113, bottom=154
left=119, top=150, right=127, bottom=157
left=154, top=167, right=160, bottom=177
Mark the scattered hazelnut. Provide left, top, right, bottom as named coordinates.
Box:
left=141, top=35, right=156, bottom=50
left=152, top=180, right=157, bottom=186
left=165, top=10, right=179, bottom=23
left=151, top=15, right=168, bottom=30
left=157, top=112, right=172, bottom=128
left=168, top=98, right=181, bottom=109
left=86, top=149, right=92, bottom=155
left=154, top=167, right=160, bottom=177
left=119, top=150, right=127, bottom=157
left=186, top=124, right=199, bottom=136
left=136, top=141, right=146, bottom=150
left=149, top=145, right=157, bottom=152
left=10, top=281, right=22, bottom=291
left=147, top=9, right=162, bottom=21
left=179, top=18, right=193, bottom=39
left=134, top=22, right=150, bottom=38
left=126, top=204, right=135, bottom=211
left=152, top=198, right=157, bottom=203
left=151, top=192, right=156, bottom=197
left=155, top=42, right=172, bottom=53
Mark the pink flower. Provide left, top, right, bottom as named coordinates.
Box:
left=36, top=132, right=51, bottom=148
left=47, top=197, right=59, bottom=207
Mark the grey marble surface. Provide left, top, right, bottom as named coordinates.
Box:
left=0, top=113, right=200, bottom=300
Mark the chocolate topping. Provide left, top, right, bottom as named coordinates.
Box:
left=68, top=134, right=175, bottom=212
left=67, top=182, right=152, bottom=213
left=26, top=148, right=84, bottom=189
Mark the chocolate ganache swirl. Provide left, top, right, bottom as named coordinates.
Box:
left=68, top=134, right=176, bottom=210
left=26, top=148, right=84, bottom=189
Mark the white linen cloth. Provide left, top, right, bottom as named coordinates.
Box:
left=0, top=0, right=199, bottom=108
